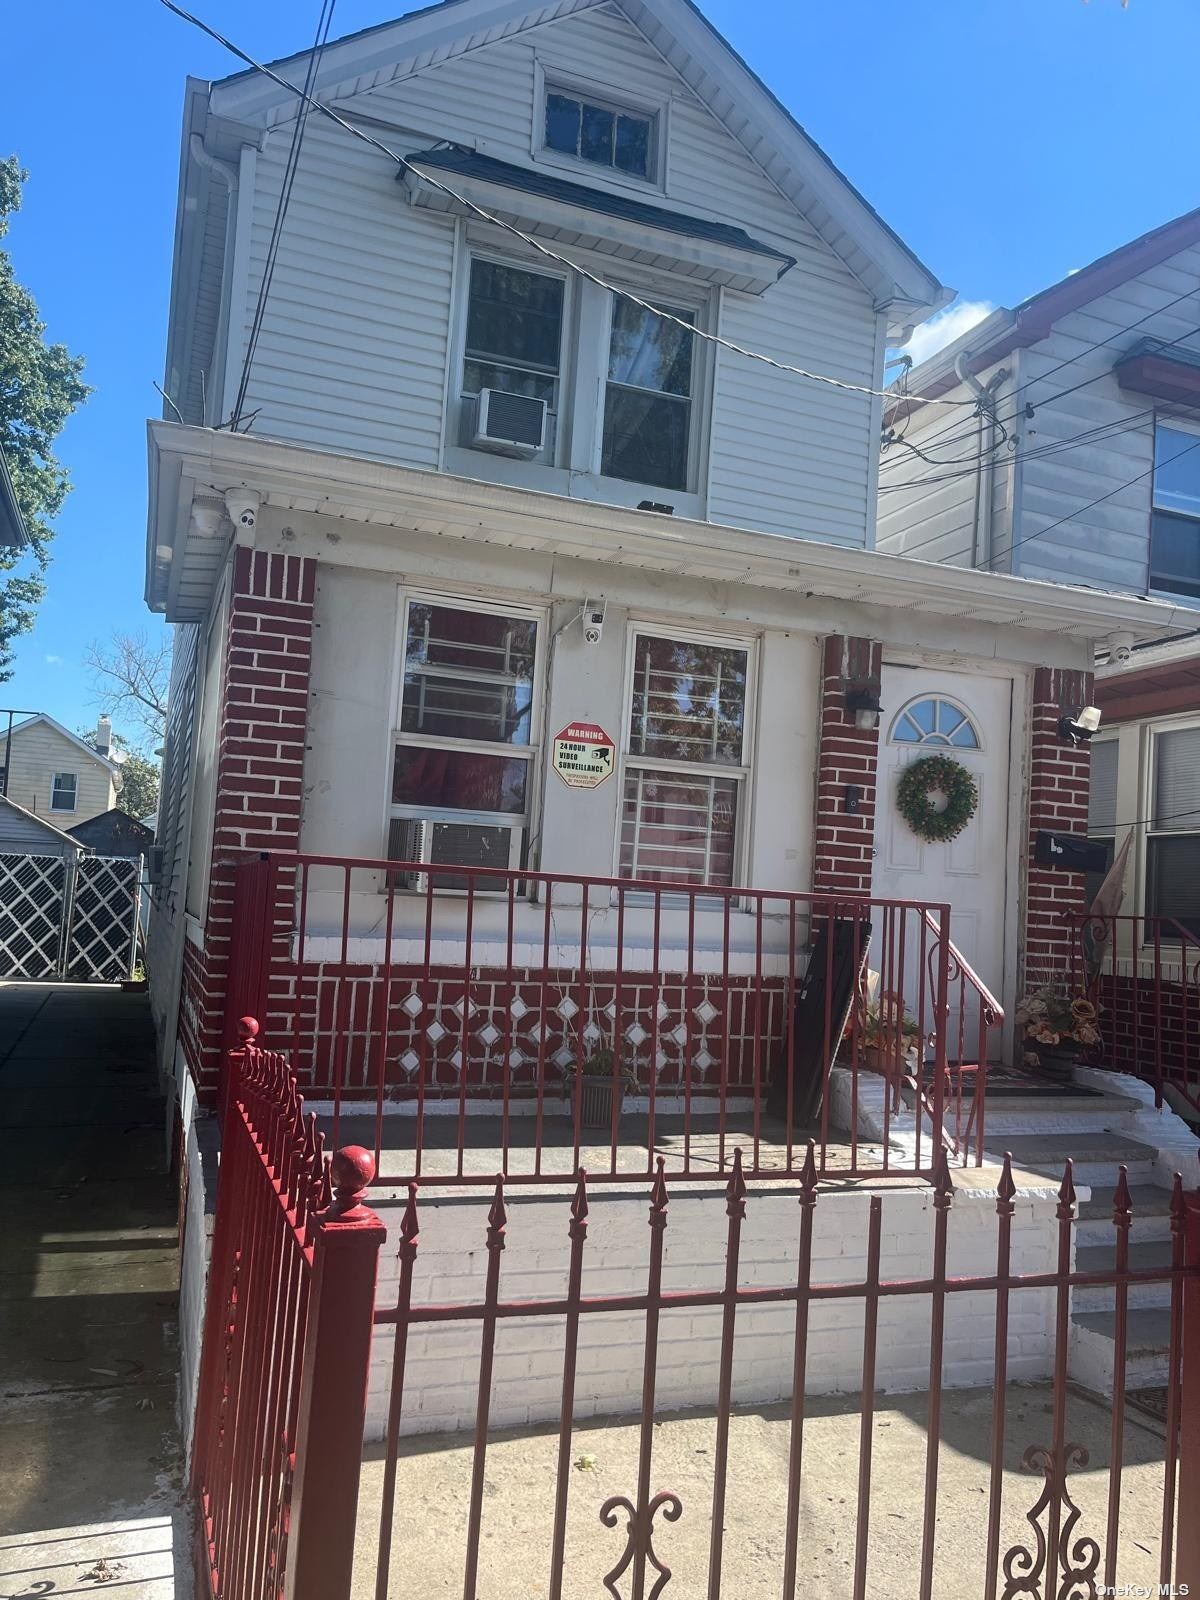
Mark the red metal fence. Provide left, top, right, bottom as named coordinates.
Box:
left=366, top=1153, right=1200, bottom=1600
left=223, top=852, right=1006, bottom=1184
left=191, top=1023, right=384, bottom=1600
left=1066, top=912, right=1200, bottom=1112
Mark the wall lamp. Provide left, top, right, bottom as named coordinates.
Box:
left=1059, top=705, right=1102, bottom=746
left=845, top=685, right=882, bottom=732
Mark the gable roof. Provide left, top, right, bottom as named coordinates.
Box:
left=0, top=793, right=81, bottom=850
left=2, top=713, right=121, bottom=775
left=66, top=807, right=156, bottom=855
left=202, top=0, right=945, bottom=327
left=899, top=204, right=1200, bottom=403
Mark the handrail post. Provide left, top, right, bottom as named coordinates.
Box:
left=219, top=854, right=279, bottom=1113
left=1176, top=1192, right=1200, bottom=1592
left=284, top=1148, right=386, bottom=1600
left=932, top=907, right=951, bottom=1162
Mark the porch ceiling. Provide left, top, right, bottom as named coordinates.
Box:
left=146, top=421, right=1188, bottom=646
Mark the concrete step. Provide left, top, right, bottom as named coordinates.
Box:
left=979, top=1092, right=1142, bottom=1133
left=1070, top=1306, right=1173, bottom=1394
left=1075, top=1184, right=1176, bottom=1246
left=985, top=1131, right=1160, bottom=1189
left=1073, top=1239, right=1174, bottom=1313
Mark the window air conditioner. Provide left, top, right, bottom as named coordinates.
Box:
left=469, top=388, right=547, bottom=458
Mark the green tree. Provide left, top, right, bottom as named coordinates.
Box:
left=0, top=156, right=90, bottom=680
left=117, top=750, right=160, bottom=820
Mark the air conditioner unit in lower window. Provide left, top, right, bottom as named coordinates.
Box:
left=386, top=817, right=428, bottom=892
left=469, top=388, right=547, bottom=458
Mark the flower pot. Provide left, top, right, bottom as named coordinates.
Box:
left=122, top=977, right=148, bottom=993
left=578, top=1076, right=624, bottom=1131
left=1030, top=1041, right=1080, bottom=1083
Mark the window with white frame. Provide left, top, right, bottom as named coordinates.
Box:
left=51, top=772, right=78, bottom=812
left=543, top=85, right=656, bottom=182
left=1086, top=736, right=1118, bottom=906
left=388, top=598, right=542, bottom=889
left=460, top=256, right=566, bottom=451
left=1150, top=422, right=1200, bottom=598
left=1145, top=724, right=1200, bottom=937
left=603, top=296, right=695, bottom=493
left=619, top=631, right=751, bottom=888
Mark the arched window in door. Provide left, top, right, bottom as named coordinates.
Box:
left=889, top=696, right=981, bottom=749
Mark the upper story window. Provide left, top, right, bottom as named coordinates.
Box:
left=463, top=257, right=565, bottom=418
left=603, top=297, right=695, bottom=493
left=544, top=87, right=655, bottom=182
left=1150, top=422, right=1200, bottom=599
left=389, top=598, right=542, bottom=889
left=1146, top=723, right=1200, bottom=938
left=51, top=772, right=78, bottom=812
left=619, top=631, right=751, bottom=888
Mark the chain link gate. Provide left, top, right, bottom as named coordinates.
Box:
left=0, top=851, right=141, bottom=981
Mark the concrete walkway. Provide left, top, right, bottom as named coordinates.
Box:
left=0, top=983, right=187, bottom=1599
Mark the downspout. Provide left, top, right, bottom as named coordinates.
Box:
left=955, top=353, right=1009, bottom=569
left=189, top=135, right=239, bottom=428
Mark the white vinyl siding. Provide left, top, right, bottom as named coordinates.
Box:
left=0, top=722, right=115, bottom=826
left=227, top=4, right=881, bottom=549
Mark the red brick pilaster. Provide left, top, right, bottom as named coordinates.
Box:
left=193, top=548, right=317, bottom=1100
left=1023, top=665, right=1094, bottom=991
left=813, top=636, right=882, bottom=900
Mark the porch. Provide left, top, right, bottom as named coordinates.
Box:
left=212, top=851, right=1007, bottom=1185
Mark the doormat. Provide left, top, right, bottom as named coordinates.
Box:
left=913, top=1065, right=1102, bottom=1100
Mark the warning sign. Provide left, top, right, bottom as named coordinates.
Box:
left=552, top=721, right=616, bottom=790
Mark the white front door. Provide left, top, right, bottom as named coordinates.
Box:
left=871, top=665, right=1013, bottom=1056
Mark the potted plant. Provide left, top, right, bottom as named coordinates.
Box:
left=841, top=992, right=922, bottom=1076
left=1015, top=987, right=1102, bottom=1081
left=565, top=1046, right=638, bottom=1130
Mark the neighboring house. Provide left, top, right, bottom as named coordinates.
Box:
left=0, top=713, right=121, bottom=827
left=146, top=0, right=1177, bottom=1121
left=0, top=444, right=29, bottom=550
left=877, top=204, right=1200, bottom=597
left=0, top=793, right=81, bottom=858
left=67, top=808, right=156, bottom=860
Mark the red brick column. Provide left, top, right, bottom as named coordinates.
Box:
left=813, top=636, right=882, bottom=900
left=1023, top=665, right=1094, bottom=991
left=193, top=548, right=317, bottom=1099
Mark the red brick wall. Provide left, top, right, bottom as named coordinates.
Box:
left=813, top=636, right=882, bottom=900
left=1023, top=666, right=1095, bottom=990
left=192, top=548, right=317, bottom=1100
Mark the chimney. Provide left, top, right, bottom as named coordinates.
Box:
left=95, top=715, right=112, bottom=757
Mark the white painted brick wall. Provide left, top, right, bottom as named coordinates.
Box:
left=177, top=1059, right=215, bottom=1460
left=365, top=1180, right=1061, bottom=1440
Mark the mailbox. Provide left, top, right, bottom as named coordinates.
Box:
left=1034, top=831, right=1109, bottom=873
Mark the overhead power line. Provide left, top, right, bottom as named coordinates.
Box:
left=160, top=0, right=979, bottom=415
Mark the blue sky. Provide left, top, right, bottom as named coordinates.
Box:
left=3, top=0, right=1198, bottom=737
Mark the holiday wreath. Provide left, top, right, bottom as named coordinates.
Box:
left=895, top=754, right=978, bottom=842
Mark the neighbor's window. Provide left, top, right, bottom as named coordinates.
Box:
left=462, top=257, right=565, bottom=429
left=602, top=296, right=695, bottom=492
left=389, top=599, right=541, bottom=888
left=1086, top=737, right=1118, bottom=906
left=1150, top=423, right=1200, bottom=598
left=1145, top=724, right=1200, bottom=938
left=619, top=632, right=750, bottom=888
left=544, top=87, right=654, bottom=180
left=51, top=772, right=78, bottom=812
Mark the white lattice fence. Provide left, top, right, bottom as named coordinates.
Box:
left=0, top=851, right=141, bottom=981
left=0, top=852, right=69, bottom=978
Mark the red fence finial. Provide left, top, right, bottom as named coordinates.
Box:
left=726, top=1147, right=747, bottom=1219
left=238, top=1016, right=261, bottom=1045
left=487, top=1177, right=507, bottom=1250
left=329, top=1145, right=376, bottom=1219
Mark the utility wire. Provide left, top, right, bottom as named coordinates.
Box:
left=230, top=0, right=337, bottom=429
left=160, top=0, right=980, bottom=415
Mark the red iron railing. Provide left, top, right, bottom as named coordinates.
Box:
left=221, top=851, right=1006, bottom=1183
left=191, top=1022, right=385, bottom=1600
left=366, top=1151, right=1200, bottom=1600
left=1066, top=912, right=1200, bottom=1112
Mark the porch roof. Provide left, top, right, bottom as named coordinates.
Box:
left=146, top=420, right=1187, bottom=646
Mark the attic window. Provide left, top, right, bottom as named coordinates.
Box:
left=544, top=87, right=655, bottom=181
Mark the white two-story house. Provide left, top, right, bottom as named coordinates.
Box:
left=146, top=0, right=1177, bottom=1147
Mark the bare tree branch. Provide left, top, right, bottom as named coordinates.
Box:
left=84, top=628, right=171, bottom=752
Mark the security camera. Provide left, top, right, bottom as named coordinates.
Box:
left=1106, top=630, right=1135, bottom=669
left=224, top=487, right=260, bottom=531
left=582, top=598, right=607, bottom=647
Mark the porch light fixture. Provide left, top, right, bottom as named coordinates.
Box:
left=845, top=685, right=882, bottom=731
left=1059, top=705, right=1102, bottom=746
